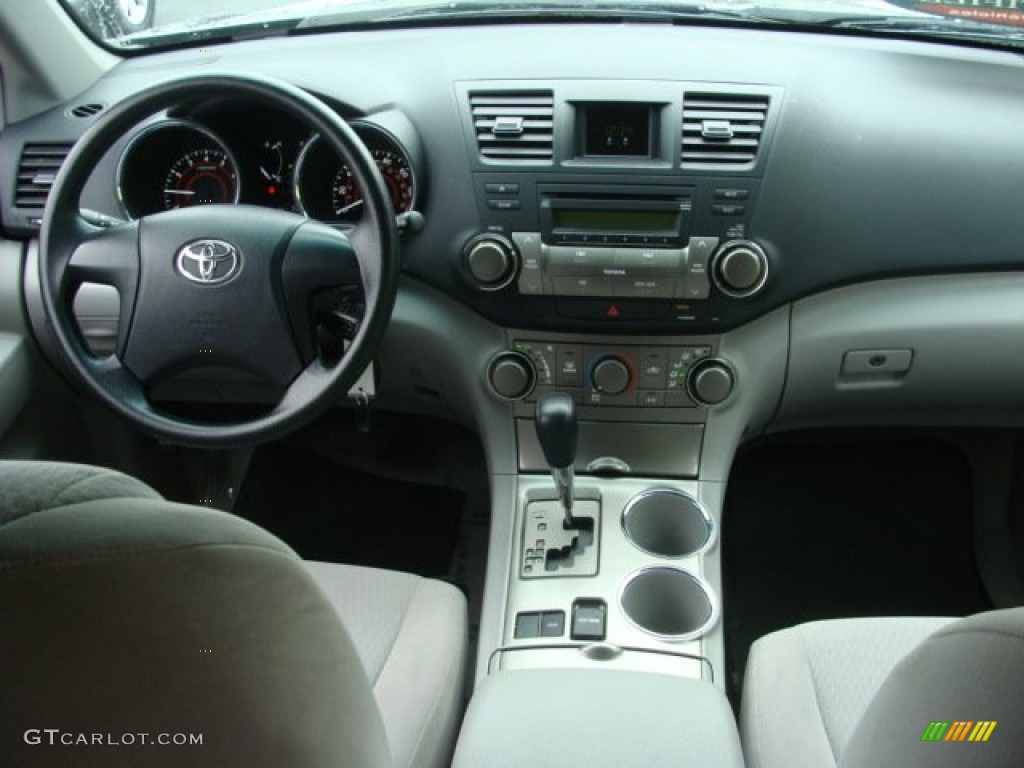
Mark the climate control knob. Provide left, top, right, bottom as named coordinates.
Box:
left=488, top=352, right=536, bottom=400
left=712, top=240, right=768, bottom=298
left=688, top=359, right=735, bottom=406
left=464, top=234, right=518, bottom=291
left=592, top=356, right=631, bottom=396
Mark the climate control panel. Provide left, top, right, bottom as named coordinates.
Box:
left=489, top=339, right=735, bottom=408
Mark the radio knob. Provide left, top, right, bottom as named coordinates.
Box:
left=592, top=356, right=631, bottom=396
left=688, top=359, right=735, bottom=406
left=464, top=234, right=518, bottom=291
left=488, top=352, right=536, bottom=400
left=713, top=240, right=768, bottom=298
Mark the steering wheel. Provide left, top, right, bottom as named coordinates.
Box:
left=39, top=73, right=400, bottom=448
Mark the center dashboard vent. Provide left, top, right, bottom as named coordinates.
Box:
left=469, top=90, right=554, bottom=163
left=682, top=93, right=769, bottom=168
left=15, top=142, right=74, bottom=209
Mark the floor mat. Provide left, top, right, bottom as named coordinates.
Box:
left=722, top=433, right=992, bottom=706
left=234, top=443, right=465, bottom=578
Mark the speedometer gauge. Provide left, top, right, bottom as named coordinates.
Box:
left=294, top=123, right=418, bottom=223
left=163, top=148, right=239, bottom=209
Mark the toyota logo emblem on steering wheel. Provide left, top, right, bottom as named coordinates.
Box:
left=175, top=239, right=242, bottom=285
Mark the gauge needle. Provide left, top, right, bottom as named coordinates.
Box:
left=164, top=189, right=196, bottom=195
left=338, top=200, right=364, bottom=214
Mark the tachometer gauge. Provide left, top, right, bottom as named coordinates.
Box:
left=163, top=148, right=239, bottom=209
left=117, top=120, right=240, bottom=219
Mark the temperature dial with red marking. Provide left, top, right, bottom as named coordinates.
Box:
left=163, top=148, right=239, bottom=210
left=591, top=355, right=632, bottom=395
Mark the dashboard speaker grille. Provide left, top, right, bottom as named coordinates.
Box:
left=682, top=93, right=769, bottom=168
left=469, top=90, right=554, bottom=163
left=15, top=142, right=73, bottom=209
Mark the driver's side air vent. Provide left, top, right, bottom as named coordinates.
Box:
left=469, top=90, right=554, bottom=163
left=682, top=93, right=769, bottom=168
left=15, top=142, right=73, bottom=209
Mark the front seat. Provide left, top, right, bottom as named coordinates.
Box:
left=740, top=609, right=1024, bottom=768
left=0, top=461, right=467, bottom=768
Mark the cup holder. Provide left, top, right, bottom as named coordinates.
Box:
left=621, top=489, right=714, bottom=558
left=619, top=566, right=717, bottom=641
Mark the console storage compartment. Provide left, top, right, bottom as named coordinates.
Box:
left=452, top=668, right=744, bottom=768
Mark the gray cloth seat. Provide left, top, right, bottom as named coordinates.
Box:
left=740, top=610, right=1024, bottom=768
left=0, top=461, right=467, bottom=768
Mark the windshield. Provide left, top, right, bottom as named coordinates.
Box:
left=59, top=0, right=1024, bottom=51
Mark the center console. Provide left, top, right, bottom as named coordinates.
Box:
left=448, top=79, right=786, bottom=766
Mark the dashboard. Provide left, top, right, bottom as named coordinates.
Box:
left=5, top=21, right=1024, bottom=439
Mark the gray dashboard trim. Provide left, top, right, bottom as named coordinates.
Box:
left=775, top=273, right=1024, bottom=432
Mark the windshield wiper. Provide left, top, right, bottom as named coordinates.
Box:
left=822, top=14, right=1024, bottom=47
left=297, top=1, right=792, bottom=30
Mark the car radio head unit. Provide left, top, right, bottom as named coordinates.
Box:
left=540, top=183, right=692, bottom=247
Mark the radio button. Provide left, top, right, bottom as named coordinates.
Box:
left=715, top=188, right=750, bottom=201
left=614, top=248, right=681, bottom=272
left=614, top=278, right=674, bottom=299
left=553, top=276, right=613, bottom=296
left=487, top=199, right=521, bottom=211
left=680, top=271, right=710, bottom=299
left=548, top=245, right=609, bottom=276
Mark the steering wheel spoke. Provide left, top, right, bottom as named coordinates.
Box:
left=66, top=220, right=141, bottom=290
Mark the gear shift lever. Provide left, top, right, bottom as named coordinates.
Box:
left=535, top=392, right=577, bottom=528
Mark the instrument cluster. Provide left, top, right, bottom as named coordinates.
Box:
left=116, top=104, right=419, bottom=224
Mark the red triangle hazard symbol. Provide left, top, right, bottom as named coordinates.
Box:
left=606, top=305, right=621, bottom=319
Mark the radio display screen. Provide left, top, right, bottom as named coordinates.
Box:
left=553, top=209, right=677, bottom=232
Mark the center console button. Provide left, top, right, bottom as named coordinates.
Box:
left=552, top=276, right=613, bottom=297
left=548, top=245, right=608, bottom=275
left=571, top=599, right=607, bottom=641
left=614, top=278, right=674, bottom=299
left=636, top=348, right=668, bottom=389
left=614, top=248, right=682, bottom=272
left=555, top=345, right=583, bottom=387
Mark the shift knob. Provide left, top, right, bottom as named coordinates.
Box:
left=535, top=392, right=577, bottom=469
left=535, top=392, right=578, bottom=527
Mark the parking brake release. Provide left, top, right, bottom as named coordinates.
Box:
left=535, top=392, right=577, bottom=528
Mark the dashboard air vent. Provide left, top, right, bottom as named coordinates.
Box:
left=682, top=93, right=769, bottom=167
left=68, top=102, right=106, bottom=118
left=15, top=142, right=73, bottom=209
left=469, top=90, right=554, bottom=163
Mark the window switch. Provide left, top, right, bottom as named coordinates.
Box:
left=571, top=599, right=606, bottom=641
left=540, top=611, right=566, bottom=638
left=514, top=612, right=541, bottom=639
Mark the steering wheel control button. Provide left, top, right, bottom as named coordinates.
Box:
left=464, top=233, right=518, bottom=290
left=488, top=352, right=536, bottom=400
left=688, top=359, right=735, bottom=406
left=175, top=239, right=241, bottom=285
left=571, top=599, right=607, bottom=641
left=712, top=240, right=768, bottom=297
